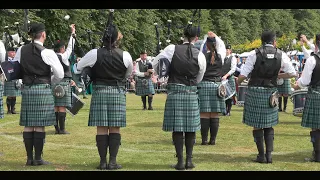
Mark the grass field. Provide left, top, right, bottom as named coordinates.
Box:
left=0, top=93, right=319, bottom=171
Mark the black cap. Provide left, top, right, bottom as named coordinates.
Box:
left=53, top=39, right=65, bottom=50
left=28, top=23, right=45, bottom=35
left=226, top=44, right=232, bottom=49
left=6, top=47, right=15, bottom=52
left=235, top=55, right=239, bottom=58
left=184, top=26, right=198, bottom=38
left=261, top=30, right=276, bottom=44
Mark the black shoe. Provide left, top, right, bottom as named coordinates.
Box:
left=25, top=160, right=33, bottom=166
left=59, top=130, right=70, bottom=134
left=55, top=130, right=60, bottom=134
left=253, top=155, right=266, bottom=163
left=7, top=111, right=11, bottom=114
left=108, top=163, right=122, bottom=170
left=11, top=110, right=17, bottom=114
left=143, top=107, right=147, bottom=110
left=171, top=163, right=185, bottom=170
left=33, top=159, right=50, bottom=166
left=201, top=141, right=208, bottom=145
left=265, top=154, right=272, bottom=164
left=208, top=139, right=215, bottom=145
left=96, top=163, right=108, bottom=170
left=148, top=107, right=153, bottom=110
left=278, top=109, right=282, bottom=112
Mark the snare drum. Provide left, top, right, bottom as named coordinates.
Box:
left=222, top=80, right=236, bottom=100
left=237, top=85, right=248, bottom=106
left=290, top=89, right=307, bottom=117
left=66, top=92, right=85, bottom=116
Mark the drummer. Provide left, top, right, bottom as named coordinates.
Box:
left=277, top=69, right=293, bottom=112
left=293, top=33, right=320, bottom=162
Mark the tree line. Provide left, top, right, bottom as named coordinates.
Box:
left=0, top=9, right=319, bottom=58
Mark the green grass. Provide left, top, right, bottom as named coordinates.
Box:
left=0, top=93, right=319, bottom=171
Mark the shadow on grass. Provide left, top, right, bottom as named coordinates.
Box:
left=278, top=121, right=301, bottom=125
left=276, top=133, right=307, bottom=137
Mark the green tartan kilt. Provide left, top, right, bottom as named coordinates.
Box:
left=198, top=81, right=226, bottom=113
left=277, top=79, right=292, bottom=95
left=4, top=80, right=21, bottom=97
left=135, top=78, right=155, bottom=96
left=162, top=84, right=200, bottom=132
left=243, top=86, right=279, bottom=128
left=301, top=86, right=320, bottom=129
left=227, top=75, right=236, bottom=98
left=19, top=84, right=56, bottom=127
left=0, top=83, right=4, bottom=119
left=52, top=80, right=72, bottom=108
left=88, top=85, right=126, bottom=127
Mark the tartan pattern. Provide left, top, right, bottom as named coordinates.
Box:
left=197, top=81, right=226, bottom=113
left=277, top=79, right=292, bottom=95
left=227, top=75, right=237, bottom=98
left=4, top=80, right=21, bottom=97
left=0, top=83, right=4, bottom=119
left=88, top=85, right=126, bottom=127
left=135, top=78, right=155, bottom=96
left=52, top=79, right=72, bottom=107
left=163, top=84, right=200, bottom=132
left=19, top=84, right=56, bottom=126
left=301, top=86, right=320, bottom=129
left=242, top=86, right=279, bottom=128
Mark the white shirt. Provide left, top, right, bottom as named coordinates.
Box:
left=13, top=40, right=64, bottom=84
left=301, top=41, right=316, bottom=60
left=224, top=54, right=237, bottom=76
left=240, top=44, right=296, bottom=78
left=75, top=48, right=133, bottom=79
left=56, top=34, right=75, bottom=66
left=297, top=55, right=317, bottom=88
left=152, top=43, right=207, bottom=84
left=0, top=41, right=5, bottom=63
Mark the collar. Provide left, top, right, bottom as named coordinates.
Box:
left=34, top=40, right=43, bottom=46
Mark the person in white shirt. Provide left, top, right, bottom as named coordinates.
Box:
left=152, top=25, right=206, bottom=170
left=299, top=34, right=315, bottom=71
left=14, top=23, right=64, bottom=166
left=238, top=30, right=296, bottom=164
left=293, top=33, right=320, bottom=162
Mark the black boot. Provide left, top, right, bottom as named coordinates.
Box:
left=252, top=129, right=265, bottom=163
left=171, top=132, right=185, bottom=170
left=310, top=131, right=316, bottom=161
left=141, top=96, right=147, bottom=110
left=226, top=99, right=232, bottom=116
left=147, top=96, right=153, bottom=110
left=6, top=97, right=11, bottom=114
left=33, top=132, right=50, bottom=165
left=200, top=118, right=210, bottom=145
left=209, top=118, right=219, bottom=145
left=23, top=131, right=34, bottom=166
left=58, top=112, right=69, bottom=134
left=283, top=97, right=288, bottom=112
left=264, top=127, right=274, bottom=163
left=54, top=112, right=59, bottom=134
left=108, top=133, right=122, bottom=170
left=278, top=97, right=282, bottom=112
left=313, top=130, right=320, bottom=162
left=11, top=97, right=17, bottom=114
left=185, top=132, right=196, bottom=169
left=96, top=135, right=109, bottom=170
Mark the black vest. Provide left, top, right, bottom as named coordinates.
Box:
left=167, top=44, right=200, bottom=86
left=20, top=43, right=51, bottom=85
left=91, top=47, right=127, bottom=86
left=234, top=62, right=242, bottom=77
left=57, top=54, right=72, bottom=78
left=221, top=55, right=232, bottom=75
left=137, top=60, right=152, bottom=79
left=202, top=51, right=222, bottom=81
left=248, top=46, right=282, bottom=87
left=310, top=53, right=320, bottom=87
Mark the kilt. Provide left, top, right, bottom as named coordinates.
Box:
left=301, top=86, right=320, bottom=129
left=277, top=79, right=292, bottom=95
left=243, top=86, right=279, bottom=128
left=197, top=81, right=226, bottom=113
left=4, top=80, right=21, bottom=97
left=52, top=78, right=72, bottom=108
left=88, top=84, right=126, bottom=127
left=227, top=75, right=236, bottom=98
left=19, top=84, right=56, bottom=127
left=0, top=83, right=4, bottom=119
left=162, top=84, right=200, bottom=132
left=135, top=78, right=155, bottom=96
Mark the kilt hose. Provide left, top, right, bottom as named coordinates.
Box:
left=52, top=79, right=72, bottom=108
left=243, top=86, right=279, bottom=128
left=4, top=80, right=22, bottom=97
left=277, top=79, right=292, bottom=95
left=88, top=85, right=126, bottom=127
left=0, top=83, right=4, bottom=119
left=162, top=84, right=200, bottom=132
left=197, top=81, right=226, bottom=113
left=301, top=86, right=320, bottom=129
left=19, top=84, right=56, bottom=127
left=135, top=78, right=155, bottom=96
